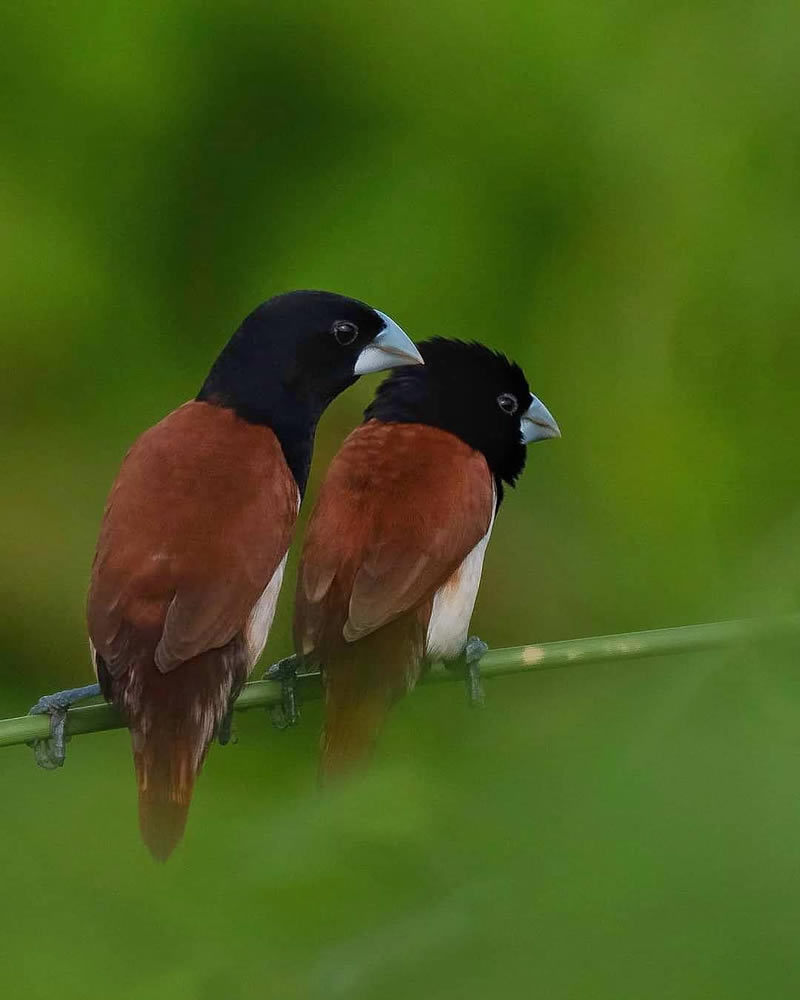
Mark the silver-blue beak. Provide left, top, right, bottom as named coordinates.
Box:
left=353, top=311, right=424, bottom=376
left=521, top=393, right=561, bottom=444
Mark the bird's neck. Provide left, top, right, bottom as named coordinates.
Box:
left=261, top=394, right=319, bottom=497
left=197, top=371, right=321, bottom=496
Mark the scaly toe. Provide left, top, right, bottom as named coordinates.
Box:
left=27, top=684, right=101, bottom=769
left=264, top=656, right=301, bottom=729
left=464, top=636, right=488, bottom=708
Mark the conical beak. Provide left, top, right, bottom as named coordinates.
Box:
left=353, top=311, right=424, bottom=375
left=520, top=394, right=561, bottom=444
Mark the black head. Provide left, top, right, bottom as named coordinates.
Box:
left=364, top=338, right=560, bottom=500
left=197, top=290, right=422, bottom=492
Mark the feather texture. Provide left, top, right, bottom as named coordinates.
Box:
left=295, top=420, right=494, bottom=778
left=88, top=401, right=298, bottom=858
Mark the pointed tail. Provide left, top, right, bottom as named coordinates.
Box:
left=123, top=656, right=241, bottom=861
left=132, top=725, right=199, bottom=862
left=319, top=621, right=424, bottom=784
left=97, top=645, right=244, bottom=861
left=321, top=676, right=393, bottom=783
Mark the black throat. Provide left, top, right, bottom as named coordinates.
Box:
left=197, top=356, right=334, bottom=498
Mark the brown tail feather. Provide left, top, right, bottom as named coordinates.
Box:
left=319, top=618, right=425, bottom=784
left=321, top=681, right=392, bottom=783
left=121, top=653, right=244, bottom=860
left=133, top=731, right=198, bottom=861
left=99, top=644, right=245, bottom=860
left=138, top=786, right=191, bottom=862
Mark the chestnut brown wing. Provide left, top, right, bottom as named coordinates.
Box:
left=88, top=401, right=298, bottom=675
left=295, top=420, right=494, bottom=657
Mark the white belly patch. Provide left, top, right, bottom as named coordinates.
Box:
left=425, top=495, right=495, bottom=660
left=243, top=488, right=299, bottom=671
left=244, top=552, right=289, bottom=670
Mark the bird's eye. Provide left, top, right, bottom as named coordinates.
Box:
left=497, top=392, right=518, bottom=415
left=331, top=320, right=359, bottom=345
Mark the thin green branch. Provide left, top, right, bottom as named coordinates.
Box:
left=2, top=615, right=798, bottom=750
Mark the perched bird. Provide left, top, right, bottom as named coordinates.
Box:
left=29, top=290, right=422, bottom=859
left=294, top=338, right=560, bottom=781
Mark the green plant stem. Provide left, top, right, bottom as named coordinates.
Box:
left=2, top=615, right=798, bottom=750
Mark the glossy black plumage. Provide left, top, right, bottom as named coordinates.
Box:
left=199, top=290, right=407, bottom=493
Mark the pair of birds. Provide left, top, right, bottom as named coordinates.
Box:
left=32, top=290, right=560, bottom=860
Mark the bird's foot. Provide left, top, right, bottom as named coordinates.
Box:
left=462, top=636, right=488, bottom=708
left=216, top=704, right=238, bottom=746
left=27, top=684, right=102, bottom=769
left=263, top=656, right=301, bottom=730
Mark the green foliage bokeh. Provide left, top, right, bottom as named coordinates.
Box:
left=2, top=1, right=799, bottom=996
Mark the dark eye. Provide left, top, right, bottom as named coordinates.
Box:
left=331, top=320, right=359, bottom=345
left=497, top=392, right=518, bottom=415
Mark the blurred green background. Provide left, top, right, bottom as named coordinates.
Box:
left=2, top=0, right=800, bottom=996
